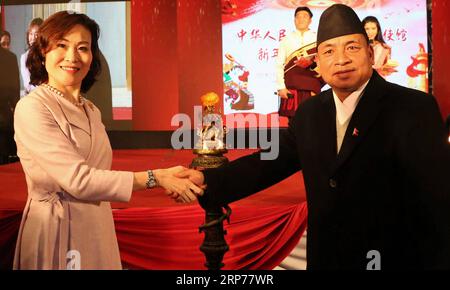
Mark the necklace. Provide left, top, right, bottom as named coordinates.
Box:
left=42, top=84, right=86, bottom=107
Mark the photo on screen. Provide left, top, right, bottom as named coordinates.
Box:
left=221, top=0, right=429, bottom=127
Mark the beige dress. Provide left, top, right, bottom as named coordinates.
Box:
left=13, top=86, right=134, bottom=270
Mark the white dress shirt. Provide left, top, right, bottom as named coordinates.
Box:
left=275, top=29, right=317, bottom=90
left=333, top=79, right=370, bottom=153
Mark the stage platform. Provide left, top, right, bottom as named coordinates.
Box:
left=0, top=149, right=307, bottom=270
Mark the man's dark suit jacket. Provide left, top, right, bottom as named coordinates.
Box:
left=200, top=71, right=450, bottom=270
left=0, top=47, right=20, bottom=162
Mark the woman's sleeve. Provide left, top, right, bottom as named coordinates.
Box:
left=14, top=97, right=134, bottom=202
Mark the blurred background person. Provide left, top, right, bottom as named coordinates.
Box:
left=362, top=16, right=397, bottom=77
left=276, top=7, right=324, bottom=121
left=0, top=45, right=20, bottom=164
left=20, top=17, right=43, bottom=95
left=0, top=30, right=11, bottom=50
left=446, top=114, right=450, bottom=143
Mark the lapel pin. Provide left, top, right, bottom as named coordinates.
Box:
left=352, top=128, right=359, bottom=137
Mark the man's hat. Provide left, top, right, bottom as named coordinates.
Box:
left=295, top=6, right=313, bottom=18
left=317, top=4, right=366, bottom=47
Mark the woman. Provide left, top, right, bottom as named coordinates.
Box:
left=13, top=11, right=202, bottom=270
left=362, top=16, right=393, bottom=77
left=20, top=17, right=43, bottom=95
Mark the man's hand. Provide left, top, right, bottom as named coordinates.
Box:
left=295, top=56, right=313, bottom=68
left=167, top=169, right=204, bottom=203
left=153, top=166, right=204, bottom=203
left=175, top=169, right=205, bottom=188
left=278, top=88, right=290, bottom=99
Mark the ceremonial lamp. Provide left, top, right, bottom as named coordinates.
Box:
left=191, top=92, right=231, bottom=270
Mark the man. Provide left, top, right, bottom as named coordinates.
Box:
left=178, top=4, right=450, bottom=270
left=0, top=46, right=20, bottom=164
left=276, top=7, right=324, bottom=119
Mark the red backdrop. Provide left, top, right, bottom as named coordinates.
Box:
left=131, top=0, right=222, bottom=130
left=131, top=0, right=179, bottom=130
left=432, top=0, right=450, bottom=119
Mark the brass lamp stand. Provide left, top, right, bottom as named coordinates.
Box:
left=191, top=150, right=231, bottom=270
left=192, top=92, right=231, bottom=270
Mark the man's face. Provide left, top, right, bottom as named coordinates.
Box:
left=317, top=33, right=374, bottom=96
left=294, top=11, right=312, bottom=31
left=1, top=35, right=10, bottom=50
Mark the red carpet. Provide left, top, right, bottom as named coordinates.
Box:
left=0, top=149, right=307, bottom=269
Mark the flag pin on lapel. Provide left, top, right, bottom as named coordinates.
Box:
left=352, top=128, right=359, bottom=137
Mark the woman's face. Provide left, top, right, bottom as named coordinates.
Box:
left=364, top=22, right=378, bottom=41
left=44, top=24, right=93, bottom=91
left=28, top=25, right=39, bottom=46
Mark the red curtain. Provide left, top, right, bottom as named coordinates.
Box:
left=116, top=203, right=307, bottom=269
left=0, top=203, right=307, bottom=270
left=432, top=0, right=450, bottom=118
left=0, top=210, right=21, bottom=270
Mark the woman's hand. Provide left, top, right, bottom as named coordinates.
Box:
left=153, top=166, right=204, bottom=203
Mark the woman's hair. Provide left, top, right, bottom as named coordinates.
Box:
left=26, top=17, right=43, bottom=47
left=362, top=16, right=387, bottom=45
left=27, top=11, right=101, bottom=93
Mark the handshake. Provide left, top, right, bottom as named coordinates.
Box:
left=153, top=166, right=206, bottom=203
